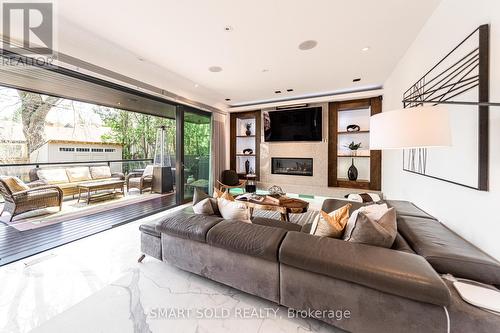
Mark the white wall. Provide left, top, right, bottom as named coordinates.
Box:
left=382, top=0, right=500, bottom=259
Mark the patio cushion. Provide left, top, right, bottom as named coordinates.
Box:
left=37, top=168, right=69, bottom=184
left=143, top=165, right=154, bottom=177
left=90, top=166, right=112, bottom=179
left=1, top=176, right=29, bottom=193
left=66, top=167, right=92, bottom=182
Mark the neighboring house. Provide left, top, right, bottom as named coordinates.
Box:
left=30, top=140, right=122, bottom=163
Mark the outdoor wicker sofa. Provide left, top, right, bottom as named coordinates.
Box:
left=0, top=177, right=63, bottom=221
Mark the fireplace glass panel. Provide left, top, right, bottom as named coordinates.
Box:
left=271, top=157, right=313, bottom=176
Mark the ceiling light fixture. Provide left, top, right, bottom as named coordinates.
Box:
left=209, top=66, right=223, bottom=72
left=298, top=40, right=318, bottom=51
left=224, top=25, right=233, bottom=32
left=225, top=98, right=231, bottom=101
left=274, top=90, right=282, bottom=94
left=353, top=78, right=361, bottom=82
left=276, top=103, right=308, bottom=110
left=361, top=47, right=370, bottom=52
left=286, top=88, right=294, bottom=92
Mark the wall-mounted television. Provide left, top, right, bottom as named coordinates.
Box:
left=263, top=107, right=322, bottom=142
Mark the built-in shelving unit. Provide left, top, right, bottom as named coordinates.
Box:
left=328, top=97, right=382, bottom=190
left=230, top=110, right=261, bottom=181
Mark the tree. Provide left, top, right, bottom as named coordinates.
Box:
left=18, top=91, right=60, bottom=154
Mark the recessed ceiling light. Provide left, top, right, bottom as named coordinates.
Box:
left=117, top=102, right=121, bottom=105
left=298, top=40, right=318, bottom=51
left=353, top=78, right=361, bottom=82
left=286, top=88, right=294, bottom=92
left=262, top=69, right=269, bottom=73
left=224, top=25, right=233, bottom=32
left=194, top=83, right=199, bottom=88
left=225, top=98, right=231, bottom=101
left=209, top=66, right=223, bottom=72
left=275, top=90, right=282, bottom=94
left=361, top=47, right=370, bottom=52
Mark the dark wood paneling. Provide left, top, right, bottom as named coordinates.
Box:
left=229, top=113, right=237, bottom=172
left=478, top=24, right=489, bottom=191
left=328, top=102, right=339, bottom=187
left=369, top=96, right=382, bottom=191
left=337, top=99, right=371, bottom=111
left=0, top=194, right=176, bottom=266
left=230, top=110, right=261, bottom=181
left=337, top=179, right=370, bottom=190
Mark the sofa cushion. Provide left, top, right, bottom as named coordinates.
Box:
left=66, top=167, right=92, bottom=182
left=386, top=200, right=436, bottom=219
left=397, top=215, right=500, bottom=285
left=37, top=168, right=69, bottom=184
left=193, top=188, right=220, bottom=215
left=207, top=220, right=287, bottom=262
left=310, top=204, right=351, bottom=238
left=192, top=198, right=215, bottom=215
left=1, top=176, right=29, bottom=193
left=279, top=231, right=451, bottom=306
left=343, top=208, right=397, bottom=248
left=89, top=166, right=112, bottom=179
left=217, top=198, right=250, bottom=222
left=391, top=233, right=415, bottom=254
left=156, top=212, right=223, bottom=243
left=251, top=216, right=302, bottom=232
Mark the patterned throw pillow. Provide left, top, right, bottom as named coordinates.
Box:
left=192, top=198, right=215, bottom=215
left=217, top=198, right=251, bottom=223
left=193, top=188, right=219, bottom=215
left=310, top=204, right=352, bottom=238
left=1, top=176, right=29, bottom=193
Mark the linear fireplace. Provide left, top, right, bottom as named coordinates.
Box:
left=271, top=157, right=313, bottom=176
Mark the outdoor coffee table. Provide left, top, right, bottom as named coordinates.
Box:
left=238, top=196, right=309, bottom=222
left=77, top=180, right=125, bottom=204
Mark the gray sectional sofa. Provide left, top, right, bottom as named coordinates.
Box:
left=139, top=199, right=500, bottom=333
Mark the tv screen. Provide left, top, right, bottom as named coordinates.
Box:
left=263, top=107, right=322, bottom=142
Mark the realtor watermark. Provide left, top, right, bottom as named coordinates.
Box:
left=1, top=1, right=56, bottom=65
left=147, top=307, right=351, bottom=321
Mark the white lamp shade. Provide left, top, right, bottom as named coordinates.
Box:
left=370, top=106, right=451, bottom=150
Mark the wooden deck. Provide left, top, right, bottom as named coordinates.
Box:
left=0, top=194, right=176, bottom=266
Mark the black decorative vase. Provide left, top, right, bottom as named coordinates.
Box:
left=245, top=123, right=252, bottom=136
left=245, top=159, right=250, bottom=174
left=347, top=158, right=358, bottom=181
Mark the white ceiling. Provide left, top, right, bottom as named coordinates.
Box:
left=55, top=0, right=441, bottom=110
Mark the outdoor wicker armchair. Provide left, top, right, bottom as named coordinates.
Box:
left=126, top=165, right=154, bottom=194
left=0, top=177, right=63, bottom=222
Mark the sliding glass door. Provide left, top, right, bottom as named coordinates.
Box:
left=176, top=107, right=212, bottom=203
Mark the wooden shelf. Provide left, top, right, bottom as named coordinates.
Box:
left=337, top=130, right=370, bottom=134
left=337, top=178, right=370, bottom=190
left=236, top=135, right=255, bottom=138
left=337, top=155, right=370, bottom=158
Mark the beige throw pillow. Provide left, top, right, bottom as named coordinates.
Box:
left=343, top=207, right=397, bottom=248
left=66, top=167, right=92, bottom=182
left=90, top=166, right=112, bottom=179
left=217, top=198, right=251, bottom=223
left=1, top=176, right=29, bottom=193
left=310, top=204, right=352, bottom=238
left=193, top=198, right=215, bottom=215
left=37, top=168, right=69, bottom=184
left=213, top=187, right=234, bottom=201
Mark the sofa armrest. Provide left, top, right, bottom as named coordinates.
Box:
left=279, top=231, right=451, bottom=306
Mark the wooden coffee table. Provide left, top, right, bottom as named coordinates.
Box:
left=239, top=196, right=309, bottom=222
left=77, top=180, right=125, bottom=204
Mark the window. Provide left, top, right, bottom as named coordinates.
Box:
left=104, top=148, right=115, bottom=153
left=59, top=147, right=75, bottom=152
left=91, top=148, right=104, bottom=152
left=76, top=148, right=90, bottom=152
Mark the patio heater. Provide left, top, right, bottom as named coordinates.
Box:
left=152, top=125, right=174, bottom=194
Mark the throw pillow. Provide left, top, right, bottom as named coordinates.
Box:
left=358, top=203, right=389, bottom=221
left=309, top=204, right=352, bottom=238
left=66, top=167, right=92, bottom=182
left=193, top=188, right=219, bottom=215
left=213, top=187, right=234, bottom=201
left=89, top=166, right=112, bottom=179
left=0, top=176, right=29, bottom=193
left=37, top=168, right=69, bottom=184
left=344, top=193, right=382, bottom=203
left=217, top=198, right=251, bottom=223
left=343, top=208, right=397, bottom=248
left=192, top=198, right=215, bottom=215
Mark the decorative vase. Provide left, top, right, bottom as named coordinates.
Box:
left=348, top=158, right=358, bottom=181
left=245, top=159, right=250, bottom=174
left=245, top=123, right=252, bottom=136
